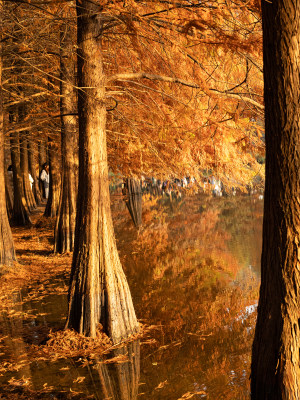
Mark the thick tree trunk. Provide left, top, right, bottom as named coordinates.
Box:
left=66, top=0, right=139, bottom=342
left=20, top=135, right=36, bottom=211
left=251, top=1, right=300, bottom=398
left=44, top=139, right=60, bottom=217
left=28, top=140, right=42, bottom=205
left=54, top=13, right=78, bottom=253
left=0, top=2, right=16, bottom=266
left=10, top=131, right=32, bottom=226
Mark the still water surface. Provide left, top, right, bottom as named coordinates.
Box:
left=0, top=194, right=263, bottom=399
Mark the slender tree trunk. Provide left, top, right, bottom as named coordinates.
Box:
left=44, top=138, right=60, bottom=217
left=28, top=140, right=42, bottom=205
left=251, top=1, right=300, bottom=398
left=54, top=12, right=78, bottom=253
left=0, top=0, right=16, bottom=266
left=38, top=138, right=47, bottom=197
left=10, top=131, right=32, bottom=226
left=20, top=134, right=36, bottom=211
left=66, top=0, right=139, bottom=342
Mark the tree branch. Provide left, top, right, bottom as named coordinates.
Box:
left=107, top=72, right=264, bottom=110
left=106, top=72, right=199, bottom=88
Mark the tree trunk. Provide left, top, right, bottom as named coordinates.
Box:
left=10, top=130, right=32, bottom=226
left=20, top=135, right=36, bottom=211
left=251, top=1, right=300, bottom=398
left=66, top=0, right=139, bottom=343
left=54, top=12, right=78, bottom=253
left=0, top=0, right=16, bottom=266
left=5, top=178, right=13, bottom=220
left=38, top=138, right=47, bottom=197
left=44, top=138, right=61, bottom=217
left=28, top=140, right=42, bottom=205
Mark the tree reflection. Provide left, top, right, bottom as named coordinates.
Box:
left=118, top=195, right=262, bottom=399
left=95, top=340, right=140, bottom=400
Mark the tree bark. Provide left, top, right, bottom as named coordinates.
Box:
left=20, top=134, right=36, bottom=212
left=0, top=0, right=16, bottom=266
left=28, top=140, right=42, bottom=205
left=66, top=0, right=139, bottom=343
left=251, top=1, right=300, bottom=398
left=54, top=12, right=78, bottom=253
left=38, top=138, right=47, bottom=197
left=44, top=138, right=61, bottom=217
left=10, top=130, right=32, bottom=226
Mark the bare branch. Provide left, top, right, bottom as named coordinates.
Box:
left=106, top=72, right=199, bottom=89
left=107, top=72, right=264, bottom=110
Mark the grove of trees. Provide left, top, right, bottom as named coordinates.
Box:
left=1, top=0, right=298, bottom=398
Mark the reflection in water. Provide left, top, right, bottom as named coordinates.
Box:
left=120, top=195, right=262, bottom=399
left=123, top=178, right=143, bottom=228
left=96, top=341, right=140, bottom=400
left=0, top=195, right=262, bottom=399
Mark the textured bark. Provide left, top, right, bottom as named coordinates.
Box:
left=54, top=13, right=78, bottom=253
left=10, top=131, right=32, bottom=226
left=20, top=135, right=36, bottom=212
left=28, top=141, right=42, bottom=205
left=5, top=178, right=13, bottom=220
left=66, top=0, right=139, bottom=342
left=251, top=1, right=300, bottom=399
left=44, top=139, right=61, bottom=217
left=38, top=139, right=47, bottom=197
left=0, top=3, right=16, bottom=266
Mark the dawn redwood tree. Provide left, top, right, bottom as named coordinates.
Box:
left=28, top=140, right=42, bottom=205
left=44, top=138, right=61, bottom=217
left=251, top=0, right=300, bottom=398
left=20, top=134, right=36, bottom=211
left=66, top=0, right=139, bottom=342
left=54, top=11, right=78, bottom=253
left=10, top=129, right=32, bottom=226
left=0, top=0, right=16, bottom=266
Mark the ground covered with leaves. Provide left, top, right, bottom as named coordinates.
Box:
left=0, top=209, right=149, bottom=399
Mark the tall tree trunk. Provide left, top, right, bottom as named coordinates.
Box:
left=28, top=140, right=42, bottom=205
left=66, top=0, right=139, bottom=342
left=0, top=0, right=16, bottom=266
left=54, top=12, right=78, bottom=253
left=10, top=131, right=32, bottom=226
left=38, top=138, right=47, bottom=197
left=251, top=1, right=300, bottom=398
left=5, top=178, right=13, bottom=220
left=20, top=134, right=36, bottom=211
left=44, top=138, right=60, bottom=217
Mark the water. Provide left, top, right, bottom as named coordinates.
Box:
left=0, top=194, right=263, bottom=399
